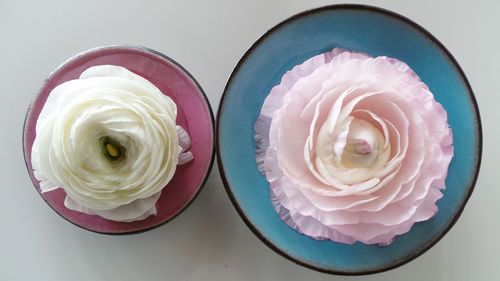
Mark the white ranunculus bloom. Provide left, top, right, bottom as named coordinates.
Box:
left=31, top=65, right=193, bottom=222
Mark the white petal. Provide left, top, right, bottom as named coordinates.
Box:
left=176, top=125, right=192, bottom=152
left=178, top=151, right=194, bottom=165
left=64, top=191, right=161, bottom=222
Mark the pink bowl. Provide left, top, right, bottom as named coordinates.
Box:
left=23, top=45, right=215, bottom=234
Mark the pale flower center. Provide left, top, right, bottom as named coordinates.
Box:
left=339, top=118, right=390, bottom=170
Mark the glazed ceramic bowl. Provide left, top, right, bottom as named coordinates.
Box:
left=24, top=45, right=215, bottom=234
left=217, top=5, right=481, bottom=275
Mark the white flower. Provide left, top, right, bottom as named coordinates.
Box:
left=31, top=65, right=193, bottom=222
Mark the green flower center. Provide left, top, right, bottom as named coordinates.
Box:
left=99, top=136, right=126, bottom=162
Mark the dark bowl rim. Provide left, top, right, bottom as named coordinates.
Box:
left=22, top=44, right=216, bottom=236
left=216, top=4, right=482, bottom=275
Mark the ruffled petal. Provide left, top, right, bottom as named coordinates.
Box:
left=64, top=191, right=161, bottom=222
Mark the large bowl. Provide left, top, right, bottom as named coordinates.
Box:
left=24, top=45, right=215, bottom=234
left=217, top=5, right=482, bottom=275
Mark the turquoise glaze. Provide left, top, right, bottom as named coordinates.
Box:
left=217, top=5, right=481, bottom=274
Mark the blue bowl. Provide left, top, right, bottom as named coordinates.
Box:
left=216, top=4, right=482, bottom=275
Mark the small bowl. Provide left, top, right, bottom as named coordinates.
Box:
left=23, top=45, right=215, bottom=234
left=217, top=5, right=482, bottom=275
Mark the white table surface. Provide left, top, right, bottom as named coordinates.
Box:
left=1, top=0, right=497, bottom=280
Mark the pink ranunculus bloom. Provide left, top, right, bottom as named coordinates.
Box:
left=255, top=48, right=453, bottom=245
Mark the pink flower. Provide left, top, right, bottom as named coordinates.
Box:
left=255, top=49, right=453, bottom=245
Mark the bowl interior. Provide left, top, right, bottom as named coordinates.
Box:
left=217, top=5, right=481, bottom=274
left=24, top=46, right=215, bottom=234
